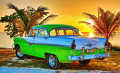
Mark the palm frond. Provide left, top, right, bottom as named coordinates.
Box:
left=111, top=11, right=120, bottom=24
left=28, top=11, right=45, bottom=33
left=92, top=25, right=103, bottom=35
left=24, top=6, right=48, bottom=34
left=27, top=6, right=35, bottom=11
left=110, top=11, right=120, bottom=29
left=7, top=3, right=29, bottom=27
left=39, top=14, right=58, bottom=25
left=26, top=6, right=35, bottom=17
left=4, top=3, right=56, bottom=37
left=79, top=21, right=91, bottom=25
left=43, top=12, right=49, bottom=15
left=81, top=7, right=120, bottom=42
left=84, top=13, right=104, bottom=33
left=108, top=12, right=120, bottom=35
left=98, top=7, right=105, bottom=17
left=109, top=22, right=120, bottom=34
left=36, top=6, right=48, bottom=12
left=24, top=11, right=31, bottom=20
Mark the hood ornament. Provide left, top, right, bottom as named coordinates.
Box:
left=84, top=42, right=95, bottom=47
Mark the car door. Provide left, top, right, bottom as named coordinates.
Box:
left=33, top=28, right=48, bottom=58
left=22, top=29, right=37, bottom=56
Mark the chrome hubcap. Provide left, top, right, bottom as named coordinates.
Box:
left=17, top=48, right=23, bottom=57
left=49, top=55, right=56, bottom=67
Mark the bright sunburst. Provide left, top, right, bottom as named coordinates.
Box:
left=88, top=19, right=94, bottom=26
left=89, top=32, right=94, bottom=37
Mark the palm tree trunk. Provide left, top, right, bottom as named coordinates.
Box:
left=23, top=31, right=27, bottom=37
left=25, top=31, right=28, bottom=37
left=106, top=35, right=111, bottom=54
left=25, top=33, right=27, bottom=37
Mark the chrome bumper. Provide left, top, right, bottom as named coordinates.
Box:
left=68, top=53, right=110, bottom=61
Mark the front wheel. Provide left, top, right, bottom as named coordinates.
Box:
left=16, top=46, right=24, bottom=58
left=47, top=54, right=60, bottom=69
left=79, top=60, right=90, bottom=65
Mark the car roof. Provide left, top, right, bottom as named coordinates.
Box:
left=32, top=24, right=76, bottom=32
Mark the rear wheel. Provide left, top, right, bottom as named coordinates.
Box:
left=47, top=54, right=60, bottom=69
left=79, top=60, right=90, bottom=65
left=16, top=46, right=24, bottom=58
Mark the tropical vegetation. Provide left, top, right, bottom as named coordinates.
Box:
left=0, top=3, right=57, bottom=38
left=80, top=7, right=120, bottom=47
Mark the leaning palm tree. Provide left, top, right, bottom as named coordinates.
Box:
left=6, top=3, right=57, bottom=37
left=80, top=8, right=120, bottom=47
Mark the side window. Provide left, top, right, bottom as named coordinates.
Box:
left=38, top=29, right=47, bottom=37
left=50, top=29, right=56, bottom=37
left=66, top=30, right=77, bottom=35
left=66, top=30, right=73, bottom=35
left=30, top=29, right=37, bottom=37
left=57, top=30, right=64, bottom=36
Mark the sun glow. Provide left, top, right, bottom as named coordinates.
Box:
left=89, top=32, right=94, bottom=37
left=79, top=31, right=83, bottom=35
left=88, top=19, right=94, bottom=26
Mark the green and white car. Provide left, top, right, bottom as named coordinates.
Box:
left=13, top=24, right=110, bottom=69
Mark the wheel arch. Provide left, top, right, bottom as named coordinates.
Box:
left=45, top=53, right=60, bottom=62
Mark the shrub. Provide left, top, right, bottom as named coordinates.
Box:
left=110, top=46, right=120, bottom=51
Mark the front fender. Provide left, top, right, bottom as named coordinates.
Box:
left=14, top=37, right=31, bottom=54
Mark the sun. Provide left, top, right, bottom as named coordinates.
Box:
left=89, top=32, right=94, bottom=37
left=88, top=19, right=94, bottom=26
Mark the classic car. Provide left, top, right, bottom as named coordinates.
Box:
left=13, top=24, right=110, bottom=69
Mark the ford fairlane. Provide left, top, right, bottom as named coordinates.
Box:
left=13, top=24, right=110, bottom=69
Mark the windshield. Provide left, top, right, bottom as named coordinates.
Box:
left=49, top=28, right=81, bottom=37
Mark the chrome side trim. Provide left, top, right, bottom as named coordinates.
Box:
left=31, top=43, right=71, bottom=47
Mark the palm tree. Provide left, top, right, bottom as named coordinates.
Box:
left=3, top=3, right=57, bottom=37
left=80, top=8, right=120, bottom=47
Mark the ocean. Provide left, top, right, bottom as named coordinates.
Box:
left=0, top=32, right=13, bottom=48
left=0, top=32, right=120, bottom=48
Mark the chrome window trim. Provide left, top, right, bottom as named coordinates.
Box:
left=28, top=28, right=37, bottom=37
left=49, top=27, right=80, bottom=37
left=37, top=28, right=49, bottom=38
left=29, top=27, right=50, bottom=37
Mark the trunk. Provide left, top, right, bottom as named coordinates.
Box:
left=25, top=31, right=28, bottom=37
left=105, top=33, right=110, bottom=47
left=23, top=31, right=28, bottom=37
left=26, top=28, right=30, bottom=36
left=54, top=36, right=107, bottom=50
left=25, top=33, right=27, bottom=37
left=74, top=37, right=107, bottom=50
left=105, top=35, right=111, bottom=53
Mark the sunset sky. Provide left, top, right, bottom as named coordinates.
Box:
left=0, top=0, right=120, bottom=32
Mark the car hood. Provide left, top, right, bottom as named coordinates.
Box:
left=56, top=36, right=107, bottom=50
